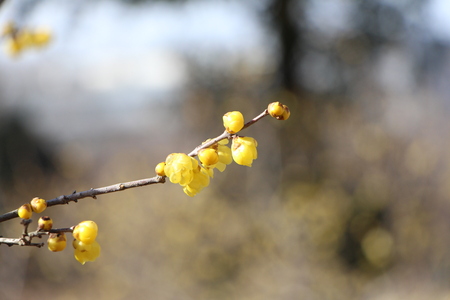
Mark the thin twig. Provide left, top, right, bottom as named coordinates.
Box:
left=0, top=176, right=165, bottom=222
left=188, top=109, right=269, bottom=157
left=0, top=108, right=270, bottom=224
left=0, top=227, right=73, bottom=247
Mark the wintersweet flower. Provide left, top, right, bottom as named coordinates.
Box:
left=73, top=240, right=101, bottom=265
left=164, top=153, right=198, bottom=186
left=223, top=111, right=244, bottom=134
left=231, top=136, right=258, bottom=167
left=216, top=140, right=233, bottom=172
left=183, top=166, right=210, bottom=197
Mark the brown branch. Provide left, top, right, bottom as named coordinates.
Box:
left=0, top=107, right=270, bottom=224
left=0, top=226, right=74, bottom=247
left=0, top=176, right=165, bottom=223
left=188, top=109, right=269, bottom=157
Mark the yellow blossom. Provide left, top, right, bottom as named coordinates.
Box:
left=231, top=136, right=258, bottom=167
left=164, top=153, right=198, bottom=186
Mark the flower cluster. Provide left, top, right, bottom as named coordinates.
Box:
left=41, top=219, right=101, bottom=264
left=155, top=102, right=290, bottom=197
left=3, top=102, right=290, bottom=266
left=15, top=196, right=101, bottom=264
left=1, top=21, right=52, bottom=57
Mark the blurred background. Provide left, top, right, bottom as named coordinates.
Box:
left=1, top=0, right=450, bottom=299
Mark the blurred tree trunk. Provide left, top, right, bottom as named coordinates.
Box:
left=267, top=0, right=305, bottom=96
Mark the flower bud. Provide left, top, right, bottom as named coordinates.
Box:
left=17, top=203, right=33, bottom=219
left=155, top=162, right=166, bottom=176
left=223, top=111, right=244, bottom=134
left=48, top=233, right=67, bottom=252
left=30, top=197, right=47, bottom=213
left=38, top=216, right=53, bottom=231
left=268, top=102, right=290, bottom=120
left=198, top=148, right=219, bottom=167
left=73, top=220, right=98, bottom=245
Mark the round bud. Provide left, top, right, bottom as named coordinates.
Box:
left=223, top=111, right=244, bottom=134
left=155, top=162, right=166, bottom=176
left=47, top=233, right=67, bottom=252
left=38, top=216, right=53, bottom=231
left=198, top=148, right=219, bottom=166
left=268, top=102, right=290, bottom=120
left=73, top=220, right=98, bottom=245
left=30, top=197, right=47, bottom=213
left=281, top=106, right=290, bottom=120
left=17, top=203, right=33, bottom=219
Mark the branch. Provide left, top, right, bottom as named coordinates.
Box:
left=0, top=219, right=73, bottom=247
left=0, top=176, right=165, bottom=222
left=188, top=109, right=269, bottom=157
left=0, top=107, right=271, bottom=223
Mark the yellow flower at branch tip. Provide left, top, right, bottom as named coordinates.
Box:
left=17, top=203, right=32, bottom=219
left=30, top=197, right=47, bottom=213
left=183, top=166, right=210, bottom=197
left=164, top=153, right=199, bottom=186
left=268, top=102, right=290, bottom=120
left=38, top=216, right=53, bottom=231
left=231, top=136, right=258, bottom=167
left=198, top=148, right=219, bottom=167
left=73, top=220, right=98, bottom=245
left=48, top=233, right=67, bottom=252
left=223, top=111, right=244, bottom=134
left=155, top=162, right=166, bottom=176
left=73, top=239, right=101, bottom=265
left=216, top=140, right=233, bottom=172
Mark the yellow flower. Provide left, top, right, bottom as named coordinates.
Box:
left=73, top=240, right=101, bottom=265
left=31, top=29, right=52, bottom=47
left=164, top=153, right=198, bottom=186
left=183, top=166, right=210, bottom=197
left=5, top=38, right=22, bottom=56
left=223, top=111, right=244, bottom=134
left=73, top=220, right=98, bottom=245
left=231, top=136, right=258, bottom=167
left=216, top=140, right=232, bottom=172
